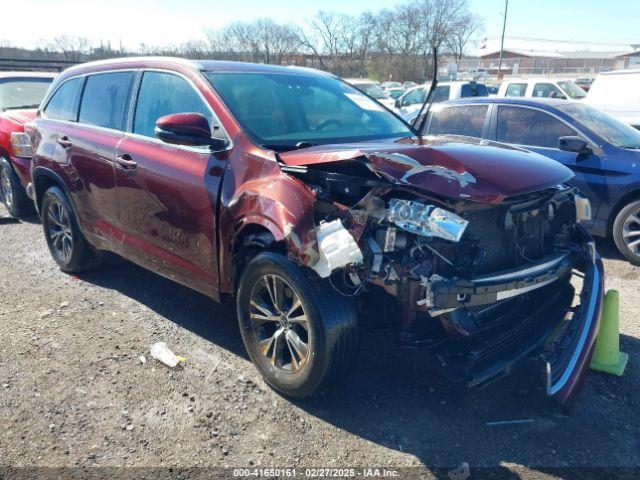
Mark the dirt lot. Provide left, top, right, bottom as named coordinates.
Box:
left=1, top=205, right=639, bottom=478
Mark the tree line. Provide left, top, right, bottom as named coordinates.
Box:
left=0, top=0, right=481, bottom=82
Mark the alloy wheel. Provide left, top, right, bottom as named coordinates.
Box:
left=0, top=167, right=12, bottom=208
left=46, top=199, right=74, bottom=263
left=622, top=208, right=640, bottom=258
left=249, top=274, right=310, bottom=373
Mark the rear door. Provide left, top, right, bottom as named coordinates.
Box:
left=71, top=71, right=134, bottom=248
left=34, top=72, right=133, bottom=249
left=34, top=76, right=84, bottom=181
left=426, top=104, right=491, bottom=139
left=114, top=70, right=229, bottom=297
left=491, top=105, right=606, bottom=217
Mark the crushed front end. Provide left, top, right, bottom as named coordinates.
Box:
left=280, top=143, right=604, bottom=405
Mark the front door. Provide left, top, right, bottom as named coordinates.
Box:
left=114, top=71, right=228, bottom=297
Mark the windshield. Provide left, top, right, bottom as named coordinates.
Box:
left=558, top=102, right=640, bottom=148
left=557, top=81, right=587, bottom=99
left=353, top=82, right=390, bottom=100
left=206, top=72, right=412, bottom=149
left=0, top=78, right=53, bottom=111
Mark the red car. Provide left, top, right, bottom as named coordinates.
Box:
left=0, top=72, right=56, bottom=216
left=29, top=58, right=603, bottom=404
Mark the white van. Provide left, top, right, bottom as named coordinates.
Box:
left=497, top=78, right=587, bottom=101
left=585, top=69, right=640, bottom=129
left=395, top=81, right=489, bottom=117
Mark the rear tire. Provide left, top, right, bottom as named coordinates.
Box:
left=0, top=156, right=33, bottom=217
left=41, top=186, right=101, bottom=273
left=237, top=252, right=359, bottom=397
left=612, top=200, right=640, bottom=265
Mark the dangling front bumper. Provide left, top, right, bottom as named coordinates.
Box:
left=544, top=230, right=604, bottom=405
left=427, top=226, right=604, bottom=405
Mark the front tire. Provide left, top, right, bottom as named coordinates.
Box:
left=612, top=200, right=640, bottom=265
left=41, top=186, right=101, bottom=272
left=237, top=252, right=358, bottom=397
left=0, top=157, right=33, bottom=217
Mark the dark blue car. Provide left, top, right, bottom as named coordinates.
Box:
left=418, top=97, right=640, bottom=264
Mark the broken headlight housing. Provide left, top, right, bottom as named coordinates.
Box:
left=574, top=193, right=592, bottom=223
left=10, top=132, right=33, bottom=158
left=387, top=198, right=469, bottom=242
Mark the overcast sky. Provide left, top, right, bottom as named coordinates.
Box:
left=4, top=0, right=640, bottom=53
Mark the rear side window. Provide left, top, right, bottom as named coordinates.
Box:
left=461, top=83, right=488, bottom=98
left=44, top=77, right=83, bottom=121
left=428, top=105, right=488, bottom=138
left=496, top=106, right=575, bottom=148
left=505, top=83, right=527, bottom=97
left=532, top=83, right=564, bottom=99
left=78, top=72, right=134, bottom=130
left=134, top=71, right=213, bottom=139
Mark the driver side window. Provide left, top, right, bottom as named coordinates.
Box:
left=533, top=83, right=565, bottom=99
left=134, top=72, right=216, bottom=139
left=496, top=106, right=576, bottom=148
left=402, top=88, right=425, bottom=107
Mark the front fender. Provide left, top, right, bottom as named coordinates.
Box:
left=218, top=152, right=318, bottom=294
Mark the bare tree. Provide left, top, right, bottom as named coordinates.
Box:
left=445, top=13, right=482, bottom=59
left=47, top=35, right=92, bottom=62
left=6, top=0, right=479, bottom=81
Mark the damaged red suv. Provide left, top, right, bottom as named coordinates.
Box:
left=29, top=58, right=603, bottom=404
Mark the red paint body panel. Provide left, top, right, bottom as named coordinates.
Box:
left=112, top=134, right=225, bottom=297
left=0, top=109, right=37, bottom=188
left=217, top=137, right=318, bottom=293
left=0, top=72, right=56, bottom=187
left=279, top=138, right=574, bottom=204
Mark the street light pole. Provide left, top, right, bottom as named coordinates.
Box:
left=497, top=0, right=509, bottom=79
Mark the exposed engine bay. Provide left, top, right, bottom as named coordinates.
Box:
left=282, top=155, right=597, bottom=392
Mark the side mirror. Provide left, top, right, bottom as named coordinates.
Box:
left=155, top=112, right=229, bottom=149
left=558, top=136, right=592, bottom=158
left=395, top=99, right=401, bottom=109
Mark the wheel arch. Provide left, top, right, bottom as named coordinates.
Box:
left=218, top=173, right=319, bottom=295
left=229, top=222, right=287, bottom=291
left=32, top=167, right=78, bottom=218
left=607, top=188, right=640, bottom=238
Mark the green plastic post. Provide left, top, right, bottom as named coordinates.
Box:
left=590, top=290, right=628, bottom=376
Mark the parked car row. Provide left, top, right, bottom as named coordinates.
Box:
left=413, top=97, right=640, bottom=264
left=488, top=72, right=640, bottom=131
left=395, top=81, right=490, bottom=118
left=498, top=78, right=587, bottom=100
left=0, top=57, right=604, bottom=406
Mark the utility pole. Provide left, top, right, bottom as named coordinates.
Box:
left=497, top=0, right=509, bottom=79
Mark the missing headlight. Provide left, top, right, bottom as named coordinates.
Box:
left=387, top=198, right=469, bottom=242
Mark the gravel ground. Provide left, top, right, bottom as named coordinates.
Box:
left=1, top=206, right=638, bottom=478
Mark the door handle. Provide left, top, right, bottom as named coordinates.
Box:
left=57, top=136, right=72, bottom=148
left=114, top=153, right=137, bottom=172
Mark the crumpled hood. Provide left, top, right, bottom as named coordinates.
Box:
left=0, top=108, right=37, bottom=126
left=279, top=137, right=574, bottom=203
